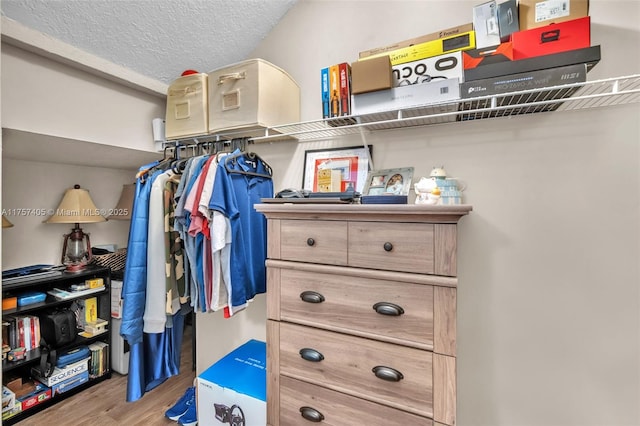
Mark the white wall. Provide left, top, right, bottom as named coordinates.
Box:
left=235, top=1, right=637, bottom=425
left=1, top=159, right=135, bottom=269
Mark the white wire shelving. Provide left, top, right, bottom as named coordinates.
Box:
left=164, top=74, right=640, bottom=147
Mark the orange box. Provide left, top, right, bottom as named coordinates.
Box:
left=2, top=297, right=17, bottom=311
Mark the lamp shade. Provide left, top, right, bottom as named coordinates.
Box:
left=108, top=183, right=135, bottom=220
left=2, top=215, right=14, bottom=228
left=45, top=184, right=106, bottom=224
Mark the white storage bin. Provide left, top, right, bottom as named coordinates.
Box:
left=208, top=59, right=300, bottom=137
left=165, top=72, right=209, bottom=140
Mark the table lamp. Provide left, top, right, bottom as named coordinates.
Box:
left=107, top=183, right=135, bottom=221
left=2, top=215, right=14, bottom=228
left=45, top=184, right=106, bottom=272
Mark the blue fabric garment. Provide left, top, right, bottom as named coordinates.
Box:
left=127, top=311, right=185, bottom=402
left=209, top=150, right=273, bottom=309
left=121, top=164, right=162, bottom=345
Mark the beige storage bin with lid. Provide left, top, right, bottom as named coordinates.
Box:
left=208, top=58, right=300, bottom=138
left=165, top=72, right=209, bottom=140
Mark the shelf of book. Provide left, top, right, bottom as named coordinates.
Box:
left=1, top=266, right=112, bottom=425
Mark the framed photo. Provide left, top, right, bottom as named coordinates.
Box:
left=362, top=167, right=414, bottom=196
left=302, top=145, right=373, bottom=193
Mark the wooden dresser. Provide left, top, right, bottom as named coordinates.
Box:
left=255, top=204, right=472, bottom=426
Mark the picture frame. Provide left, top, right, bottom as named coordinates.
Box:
left=362, top=167, right=414, bottom=196
left=302, top=145, right=373, bottom=193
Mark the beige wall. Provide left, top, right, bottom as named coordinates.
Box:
left=0, top=2, right=638, bottom=424
left=243, top=1, right=638, bottom=425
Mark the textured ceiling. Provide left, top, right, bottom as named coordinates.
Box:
left=1, top=0, right=298, bottom=85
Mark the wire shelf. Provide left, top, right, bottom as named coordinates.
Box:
left=165, top=74, right=640, bottom=146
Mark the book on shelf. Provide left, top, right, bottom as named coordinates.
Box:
left=47, top=285, right=105, bottom=300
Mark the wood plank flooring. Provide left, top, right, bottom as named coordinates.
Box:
left=17, top=324, right=196, bottom=426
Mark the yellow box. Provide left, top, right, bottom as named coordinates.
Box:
left=359, top=23, right=474, bottom=59
left=364, top=31, right=476, bottom=66
left=85, top=278, right=104, bottom=289
left=317, top=169, right=342, bottom=192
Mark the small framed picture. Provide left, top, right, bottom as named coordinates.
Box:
left=363, top=167, right=414, bottom=196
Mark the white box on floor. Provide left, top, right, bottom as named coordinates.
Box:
left=110, top=318, right=129, bottom=374
left=208, top=59, right=300, bottom=137
left=197, top=339, right=266, bottom=426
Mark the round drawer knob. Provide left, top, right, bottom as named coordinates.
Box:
left=307, top=238, right=315, bottom=246
left=383, top=242, right=393, bottom=252
left=300, top=406, right=325, bottom=422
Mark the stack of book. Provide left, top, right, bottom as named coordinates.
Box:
left=2, top=315, right=41, bottom=354
left=321, top=62, right=352, bottom=118
left=88, top=342, right=109, bottom=378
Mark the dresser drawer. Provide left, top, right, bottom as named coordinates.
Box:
left=279, top=322, right=433, bottom=418
left=280, top=220, right=347, bottom=265
left=279, top=375, right=431, bottom=426
left=278, top=268, right=434, bottom=350
left=348, top=221, right=435, bottom=274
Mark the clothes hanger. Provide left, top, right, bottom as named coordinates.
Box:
left=224, top=150, right=273, bottom=178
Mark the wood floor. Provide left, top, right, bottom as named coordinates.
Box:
left=17, top=324, right=196, bottom=426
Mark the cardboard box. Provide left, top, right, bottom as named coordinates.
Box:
left=518, top=0, right=589, bottom=30
left=16, top=383, right=51, bottom=411
left=460, top=63, right=587, bottom=98
left=463, top=42, right=514, bottom=69
left=351, top=56, right=393, bottom=94
left=2, top=297, right=17, bottom=310
left=110, top=318, right=129, bottom=375
left=512, top=16, right=590, bottom=60
left=393, top=51, right=464, bottom=87
left=364, top=31, right=476, bottom=66
left=473, top=1, right=501, bottom=49
left=32, top=357, right=89, bottom=387
left=50, top=370, right=89, bottom=396
left=359, top=23, right=473, bottom=59
left=352, top=78, right=461, bottom=116
left=165, top=72, right=209, bottom=140
left=2, top=386, right=15, bottom=413
left=208, top=59, right=300, bottom=137
left=111, top=279, right=123, bottom=319
left=464, top=44, right=599, bottom=81
left=197, top=340, right=266, bottom=426
left=497, top=0, right=520, bottom=41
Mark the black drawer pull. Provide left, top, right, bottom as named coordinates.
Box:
left=300, top=291, right=325, bottom=304
left=300, top=406, right=325, bottom=422
left=299, top=348, right=324, bottom=362
left=373, top=302, right=405, bottom=316
left=372, top=365, right=404, bottom=382
left=383, top=242, right=393, bottom=251
left=307, top=238, right=315, bottom=246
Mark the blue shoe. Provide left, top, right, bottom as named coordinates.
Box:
left=177, top=403, right=197, bottom=426
left=165, top=386, right=195, bottom=421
